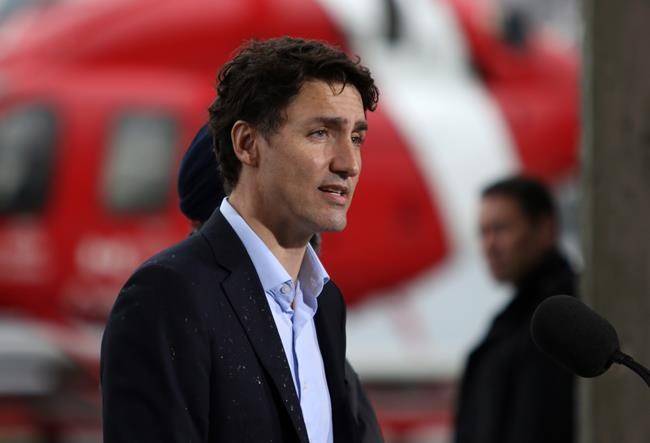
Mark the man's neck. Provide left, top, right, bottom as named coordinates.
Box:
left=513, top=247, right=559, bottom=289
left=228, top=191, right=309, bottom=281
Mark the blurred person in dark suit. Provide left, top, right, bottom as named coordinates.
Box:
left=454, top=176, right=575, bottom=443
left=177, top=124, right=383, bottom=443
left=101, top=37, right=379, bottom=443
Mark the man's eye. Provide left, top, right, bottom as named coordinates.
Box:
left=352, top=134, right=365, bottom=146
left=310, top=129, right=328, bottom=138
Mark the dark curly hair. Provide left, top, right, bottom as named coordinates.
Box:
left=208, top=36, right=379, bottom=193
left=482, top=175, right=557, bottom=224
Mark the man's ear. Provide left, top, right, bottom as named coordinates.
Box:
left=231, top=120, right=259, bottom=166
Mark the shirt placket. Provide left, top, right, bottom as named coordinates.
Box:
left=293, top=281, right=312, bottom=401
left=279, top=281, right=303, bottom=398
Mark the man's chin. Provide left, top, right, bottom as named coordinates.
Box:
left=315, top=217, right=347, bottom=233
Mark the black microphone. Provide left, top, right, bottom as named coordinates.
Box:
left=531, top=295, right=650, bottom=387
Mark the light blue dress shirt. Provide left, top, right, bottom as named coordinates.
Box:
left=220, top=198, right=333, bottom=443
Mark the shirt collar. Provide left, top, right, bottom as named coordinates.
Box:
left=299, top=243, right=329, bottom=310
left=219, top=198, right=329, bottom=305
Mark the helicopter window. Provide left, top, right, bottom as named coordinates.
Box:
left=0, top=104, right=56, bottom=214
left=103, top=111, right=177, bottom=213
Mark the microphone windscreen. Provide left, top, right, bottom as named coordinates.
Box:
left=531, top=295, right=620, bottom=377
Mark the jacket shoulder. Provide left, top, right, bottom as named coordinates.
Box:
left=138, top=233, right=225, bottom=279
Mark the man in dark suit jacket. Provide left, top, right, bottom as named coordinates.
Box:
left=454, top=176, right=575, bottom=443
left=176, top=124, right=384, bottom=443
left=101, top=37, right=379, bottom=443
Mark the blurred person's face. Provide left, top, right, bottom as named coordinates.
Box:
left=245, top=80, right=366, bottom=239
left=479, top=195, right=554, bottom=284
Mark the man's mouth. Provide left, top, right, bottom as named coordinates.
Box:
left=318, top=184, right=350, bottom=205
left=318, top=184, right=348, bottom=196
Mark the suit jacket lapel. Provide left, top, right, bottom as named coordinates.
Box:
left=315, top=283, right=356, bottom=442
left=200, top=211, right=309, bottom=443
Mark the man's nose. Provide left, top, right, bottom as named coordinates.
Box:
left=330, top=137, right=360, bottom=178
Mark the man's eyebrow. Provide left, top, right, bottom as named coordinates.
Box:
left=305, top=116, right=368, bottom=131
left=354, top=121, right=368, bottom=132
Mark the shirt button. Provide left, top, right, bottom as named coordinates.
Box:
left=280, top=284, right=290, bottom=294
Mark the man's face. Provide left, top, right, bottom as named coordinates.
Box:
left=254, top=80, right=367, bottom=237
left=479, top=195, right=551, bottom=283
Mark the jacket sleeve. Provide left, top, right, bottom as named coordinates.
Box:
left=100, top=264, right=212, bottom=443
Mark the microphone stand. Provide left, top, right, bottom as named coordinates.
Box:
left=612, top=350, right=650, bottom=388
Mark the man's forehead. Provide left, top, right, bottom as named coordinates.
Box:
left=291, top=80, right=365, bottom=115
left=480, top=195, right=526, bottom=220
left=482, top=194, right=520, bottom=210
left=302, top=115, right=368, bottom=130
